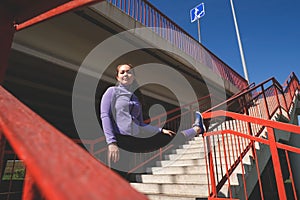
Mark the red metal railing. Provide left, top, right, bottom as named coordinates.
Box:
left=15, top=0, right=105, bottom=31
left=206, top=73, right=299, bottom=120
left=0, top=86, right=147, bottom=200
left=75, top=73, right=299, bottom=179
left=284, top=72, right=299, bottom=112
left=0, top=71, right=298, bottom=199
left=202, top=73, right=299, bottom=199
left=5, top=0, right=299, bottom=198
left=203, top=110, right=300, bottom=200
left=0, top=87, right=216, bottom=199
left=106, top=0, right=248, bottom=91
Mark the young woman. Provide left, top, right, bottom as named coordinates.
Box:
left=100, top=64, right=206, bottom=165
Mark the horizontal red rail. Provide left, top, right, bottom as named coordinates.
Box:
left=203, top=110, right=300, bottom=133
left=0, top=86, right=147, bottom=199
left=15, top=0, right=105, bottom=31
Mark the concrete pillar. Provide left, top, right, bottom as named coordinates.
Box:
left=0, top=4, right=15, bottom=84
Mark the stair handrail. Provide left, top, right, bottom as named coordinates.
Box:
left=201, top=73, right=299, bottom=199
left=0, top=86, right=147, bottom=199
left=284, top=72, right=300, bottom=90
left=203, top=110, right=300, bottom=134
left=205, top=76, right=277, bottom=113
left=202, top=110, right=300, bottom=199
left=204, top=73, right=299, bottom=129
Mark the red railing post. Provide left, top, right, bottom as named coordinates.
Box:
left=280, top=78, right=290, bottom=114
left=206, top=136, right=217, bottom=197
left=290, top=77, right=296, bottom=94
left=252, top=147, right=264, bottom=200
left=0, top=131, right=6, bottom=183
left=267, top=127, right=287, bottom=200
left=261, top=85, right=271, bottom=119
left=282, top=88, right=289, bottom=117
left=22, top=171, right=44, bottom=200
left=242, top=95, right=257, bottom=161
left=273, top=82, right=283, bottom=116
left=15, top=0, right=105, bottom=31
left=284, top=151, right=298, bottom=200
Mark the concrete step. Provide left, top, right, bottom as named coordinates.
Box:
left=157, top=154, right=252, bottom=170
left=181, top=143, right=204, bottom=149
left=173, top=147, right=204, bottom=154
left=130, top=183, right=208, bottom=197
left=166, top=149, right=251, bottom=162
left=186, top=137, right=250, bottom=150
left=146, top=194, right=201, bottom=200
left=187, top=139, right=204, bottom=145
left=147, top=165, right=207, bottom=175
left=193, top=135, right=203, bottom=141
left=156, top=159, right=205, bottom=167
left=165, top=152, right=205, bottom=160
left=137, top=174, right=208, bottom=184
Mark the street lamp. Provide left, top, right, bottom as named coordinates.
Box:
left=229, top=0, right=249, bottom=83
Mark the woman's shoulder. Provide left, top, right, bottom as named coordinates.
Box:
left=102, top=86, right=117, bottom=100
left=104, top=86, right=117, bottom=94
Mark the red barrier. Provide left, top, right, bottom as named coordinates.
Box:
left=202, top=72, right=299, bottom=199
left=0, top=86, right=147, bottom=200
left=203, top=111, right=300, bottom=199
left=15, top=0, right=105, bottom=31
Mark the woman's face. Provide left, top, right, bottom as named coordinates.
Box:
left=116, top=64, right=134, bottom=86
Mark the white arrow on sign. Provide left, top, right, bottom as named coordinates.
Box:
left=190, top=3, right=205, bottom=23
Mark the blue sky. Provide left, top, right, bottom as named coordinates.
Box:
left=148, top=0, right=300, bottom=85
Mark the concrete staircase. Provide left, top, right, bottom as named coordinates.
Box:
left=129, top=114, right=267, bottom=200
left=130, top=136, right=209, bottom=199
left=130, top=91, right=299, bottom=199
left=130, top=134, right=252, bottom=199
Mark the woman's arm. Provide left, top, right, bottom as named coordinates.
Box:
left=100, top=87, right=117, bottom=144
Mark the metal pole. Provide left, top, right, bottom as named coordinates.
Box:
left=229, top=0, right=249, bottom=83
left=197, top=19, right=201, bottom=43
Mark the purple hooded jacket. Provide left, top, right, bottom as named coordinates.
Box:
left=100, top=84, right=161, bottom=144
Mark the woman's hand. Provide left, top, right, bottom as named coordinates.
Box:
left=161, top=129, right=176, bottom=137
left=108, top=143, right=119, bottom=165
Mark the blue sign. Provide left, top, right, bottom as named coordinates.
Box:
left=190, top=3, right=205, bottom=23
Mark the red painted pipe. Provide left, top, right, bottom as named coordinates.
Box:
left=16, top=0, right=104, bottom=31
left=0, top=86, right=148, bottom=200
